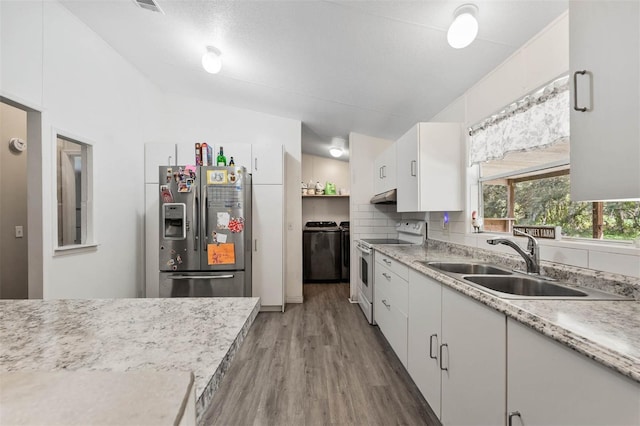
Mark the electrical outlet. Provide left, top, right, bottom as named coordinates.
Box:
left=15, top=226, right=23, bottom=238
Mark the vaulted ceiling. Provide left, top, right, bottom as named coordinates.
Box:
left=60, top=0, right=568, bottom=159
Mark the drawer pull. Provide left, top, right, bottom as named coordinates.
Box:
left=383, top=259, right=391, bottom=265
left=429, top=334, right=438, bottom=360
left=381, top=299, right=390, bottom=309
left=382, top=272, right=391, bottom=280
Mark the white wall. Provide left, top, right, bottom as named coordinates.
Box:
left=302, top=154, right=349, bottom=224
left=0, top=0, right=304, bottom=299
left=427, top=11, right=640, bottom=279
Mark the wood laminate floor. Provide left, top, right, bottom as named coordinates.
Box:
left=201, top=283, right=440, bottom=426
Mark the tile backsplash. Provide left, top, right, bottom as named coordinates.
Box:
left=351, top=204, right=401, bottom=241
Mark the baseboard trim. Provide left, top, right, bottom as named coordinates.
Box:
left=286, top=296, right=303, bottom=304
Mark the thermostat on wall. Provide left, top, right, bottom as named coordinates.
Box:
left=9, top=138, right=26, bottom=153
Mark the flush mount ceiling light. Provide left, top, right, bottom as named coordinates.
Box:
left=329, top=137, right=346, bottom=158
left=447, top=4, right=479, bottom=49
left=202, top=46, right=222, bottom=74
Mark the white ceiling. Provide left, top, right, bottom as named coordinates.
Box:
left=60, top=0, right=568, bottom=160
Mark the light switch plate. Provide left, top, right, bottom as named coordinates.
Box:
left=15, top=226, right=23, bottom=238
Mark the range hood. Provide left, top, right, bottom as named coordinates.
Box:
left=370, top=189, right=397, bottom=204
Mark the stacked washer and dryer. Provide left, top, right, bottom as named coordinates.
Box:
left=303, top=221, right=349, bottom=283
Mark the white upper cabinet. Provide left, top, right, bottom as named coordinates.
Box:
left=144, top=143, right=176, bottom=184
left=373, top=143, right=397, bottom=195
left=570, top=0, right=640, bottom=201
left=251, top=143, right=283, bottom=185
left=396, top=123, right=463, bottom=212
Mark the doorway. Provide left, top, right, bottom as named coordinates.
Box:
left=0, top=97, right=43, bottom=299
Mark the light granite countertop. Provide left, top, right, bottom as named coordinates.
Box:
left=0, top=297, right=260, bottom=421
left=372, top=242, right=640, bottom=383
left=0, top=371, right=195, bottom=425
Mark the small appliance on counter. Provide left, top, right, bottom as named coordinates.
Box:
left=158, top=165, right=252, bottom=297
left=355, top=220, right=426, bottom=324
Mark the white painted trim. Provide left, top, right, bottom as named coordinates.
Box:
left=53, top=243, right=99, bottom=256
left=286, top=296, right=303, bottom=304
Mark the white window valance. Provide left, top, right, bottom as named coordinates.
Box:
left=469, top=75, right=570, bottom=165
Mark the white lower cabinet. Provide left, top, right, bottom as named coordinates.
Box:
left=374, top=254, right=409, bottom=367
left=408, top=271, right=506, bottom=425
left=407, top=270, right=442, bottom=418
left=507, top=318, right=640, bottom=426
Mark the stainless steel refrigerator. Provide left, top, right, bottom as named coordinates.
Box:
left=158, top=165, right=251, bottom=297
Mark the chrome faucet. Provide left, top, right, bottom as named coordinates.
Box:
left=487, top=229, right=540, bottom=274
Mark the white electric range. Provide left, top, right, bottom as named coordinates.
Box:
left=355, top=220, right=426, bottom=324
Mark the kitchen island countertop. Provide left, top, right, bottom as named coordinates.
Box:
left=0, top=296, right=260, bottom=422
left=373, top=243, right=640, bottom=383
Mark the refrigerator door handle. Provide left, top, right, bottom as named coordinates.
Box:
left=194, top=187, right=199, bottom=251
left=202, top=185, right=208, bottom=251
left=169, top=274, right=235, bottom=280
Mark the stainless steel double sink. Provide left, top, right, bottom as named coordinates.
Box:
left=419, top=261, right=632, bottom=301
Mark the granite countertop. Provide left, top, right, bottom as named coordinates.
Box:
left=0, top=297, right=261, bottom=421
left=1, top=371, right=195, bottom=425
left=372, top=243, right=640, bottom=383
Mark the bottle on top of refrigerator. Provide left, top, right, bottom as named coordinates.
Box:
left=217, top=146, right=227, bottom=166
left=229, top=156, right=235, bottom=166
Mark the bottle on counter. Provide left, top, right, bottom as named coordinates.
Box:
left=217, top=146, right=227, bottom=166
left=229, top=156, right=235, bottom=166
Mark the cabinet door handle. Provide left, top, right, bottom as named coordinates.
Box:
left=429, top=334, right=438, bottom=360
left=254, top=239, right=258, bottom=252
left=382, top=272, right=391, bottom=280
left=573, top=70, right=588, bottom=112
left=439, top=343, right=448, bottom=371
left=379, top=166, right=383, bottom=179
left=254, top=157, right=258, bottom=171
left=383, top=259, right=391, bottom=265
left=381, top=299, right=390, bottom=309
left=411, top=160, right=416, bottom=177
left=508, top=411, right=522, bottom=426
left=382, top=165, right=386, bottom=178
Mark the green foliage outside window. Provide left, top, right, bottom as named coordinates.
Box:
left=482, top=175, right=640, bottom=241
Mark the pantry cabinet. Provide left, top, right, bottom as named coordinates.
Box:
left=396, top=123, right=463, bottom=212
left=372, top=143, right=396, bottom=195
left=569, top=0, right=640, bottom=201
left=407, top=271, right=505, bottom=425
left=252, top=184, right=284, bottom=309
left=507, top=318, right=640, bottom=425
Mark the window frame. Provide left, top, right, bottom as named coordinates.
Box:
left=53, top=129, right=97, bottom=255
left=479, top=165, right=638, bottom=245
